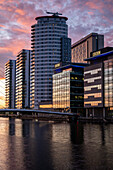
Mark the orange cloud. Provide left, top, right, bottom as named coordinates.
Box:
left=0, top=78, right=5, bottom=80
left=0, top=38, right=31, bottom=57
left=12, top=27, right=30, bottom=34
left=0, top=24, right=5, bottom=28
left=15, top=9, right=25, bottom=16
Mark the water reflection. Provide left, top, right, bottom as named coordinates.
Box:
left=9, top=117, right=15, bottom=136
left=51, top=123, right=72, bottom=169
left=70, top=121, right=84, bottom=144
left=1, top=118, right=113, bottom=169
left=22, top=119, right=30, bottom=137
left=100, top=124, right=105, bottom=145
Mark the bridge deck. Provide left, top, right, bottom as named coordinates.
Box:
left=0, top=109, right=76, bottom=116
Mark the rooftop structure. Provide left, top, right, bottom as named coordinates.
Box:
left=71, top=33, right=104, bottom=63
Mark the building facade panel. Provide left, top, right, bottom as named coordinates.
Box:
left=84, top=63, right=103, bottom=108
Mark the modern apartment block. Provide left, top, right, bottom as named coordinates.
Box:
left=30, top=12, right=71, bottom=109
left=5, top=60, right=16, bottom=108
left=84, top=47, right=113, bottom=117
left=71, top=33, right=104, bottom=63
left=16, top=49, right=30, bottom=109
left=53, top=63, right=88, bottom=113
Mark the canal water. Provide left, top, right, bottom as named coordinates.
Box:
left=0, top=118, right=113, bottom=170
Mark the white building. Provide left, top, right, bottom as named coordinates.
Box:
left=30, top=13, right=70, bottom=109
left=16, top=49, right=31, bottom=109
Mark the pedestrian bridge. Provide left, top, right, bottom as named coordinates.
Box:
left=0, top=109, right=76, bottom=116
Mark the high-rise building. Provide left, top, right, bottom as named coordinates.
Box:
left=30, top=12, right=71, bottom=109
left=84, top=47, right=113, bottom=117
left=16, top=49, right=30, bottom=109
left=71, top=33, right=104, bottom=63
left=5, top=60, right=16, bottom=108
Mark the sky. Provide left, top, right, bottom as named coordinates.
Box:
left=0, top=78, right=5, bottom=108
left=0, top=0, right=113, bottom=79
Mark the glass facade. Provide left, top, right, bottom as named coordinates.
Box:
left=53, top=71, right=70, bottom=109
left=104, top=59, right=113, bottom=107
left=53, top=64, right=84, bottom=112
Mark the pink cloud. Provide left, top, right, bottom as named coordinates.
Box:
left=88, top=11, right=94, bottom=15
left=85, top=1, right=104, bottom=13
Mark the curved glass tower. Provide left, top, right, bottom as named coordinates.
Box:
left=30, top=13, right=68, bottom=109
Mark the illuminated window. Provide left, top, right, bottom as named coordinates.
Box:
left=84, top=76, right=101, bottom=83
left=84, top=84, right=101, bottom=91
left=84, top=101, right=102, bottom=106
left=84, top=93, right=101, bottom=99
left=84, top=68, right=101, bottom=75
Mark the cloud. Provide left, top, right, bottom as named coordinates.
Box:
left=0, top=0, right=113, bottom=78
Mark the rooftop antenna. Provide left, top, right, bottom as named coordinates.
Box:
left=46, top=11, right=62, bottom=16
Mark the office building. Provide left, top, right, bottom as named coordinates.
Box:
left=71, top=33, right=104, bottom=63
left=84, top=47, right=113, bottom=117
left=16, top=49, right=30, bottom=109
left=53, top=63, right=88, bottom=113
left=5, top=60, right=16, bottom=108
left=30, top=12, right=71, bottom=109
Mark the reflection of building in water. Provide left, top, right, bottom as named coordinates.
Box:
left=51, top=123, right=72, bottom=169
left=15, top=119, right=23, bottom=137
left=0, top=118, right=10, bottom=170
left=22, top=120, right=30, bottom=137
left=9, top=118, right=15, bottom=136
left=8, top=119, right=28, bottom=169
left=83, top=124, right=107, bottom=168
left=70, top=122, right=84, bottom=144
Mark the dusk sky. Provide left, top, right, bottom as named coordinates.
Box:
left=0, top=0, right=113, bottom=78
left=0, top=78, right=5, bottom=108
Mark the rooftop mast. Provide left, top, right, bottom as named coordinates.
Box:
left=46, top=11, right=62, bottom=16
